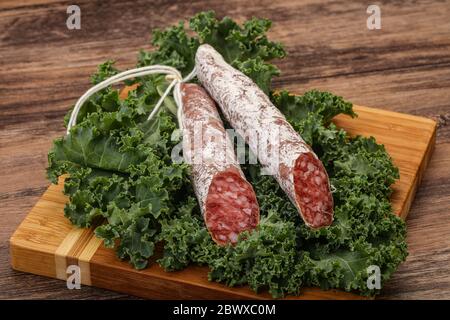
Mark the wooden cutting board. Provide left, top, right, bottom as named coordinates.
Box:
left=9, top=105, right=436, bottom=299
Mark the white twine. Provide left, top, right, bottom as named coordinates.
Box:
left=66, top=65, right=197, bottom=135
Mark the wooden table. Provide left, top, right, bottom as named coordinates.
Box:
left=1, top=0, right=449, bottom=299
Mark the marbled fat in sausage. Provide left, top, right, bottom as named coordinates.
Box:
left=180, top=83, right=260, bottom=245
left=195, top=44, right=333, bottom=228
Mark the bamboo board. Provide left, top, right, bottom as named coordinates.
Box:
left=10, top=105, right=436, bottom=299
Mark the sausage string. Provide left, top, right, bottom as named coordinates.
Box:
left=66, top=65, right=196, bottom=134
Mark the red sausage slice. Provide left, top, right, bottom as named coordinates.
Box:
left=205, top=166, right=259, bottom=244
left=293, top=153, right=333, bottom=228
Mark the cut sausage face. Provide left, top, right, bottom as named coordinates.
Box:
left=205, top=166, right=260, bottom=245
left=293, top=152, right=333, bottom=228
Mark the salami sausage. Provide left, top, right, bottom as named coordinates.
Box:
left=195, top=44, right=333, bottom=228
left=180, top=83, right=260, bottom=245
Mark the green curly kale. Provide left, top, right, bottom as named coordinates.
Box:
left=47, top=11, right=407, bottom=297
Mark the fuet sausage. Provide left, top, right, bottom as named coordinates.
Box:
left=195, top=44, right=333, bottom=228
left=180, top=83, right=260, bottom=245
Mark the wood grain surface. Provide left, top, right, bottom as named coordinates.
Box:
left=1, top=0, right=449, bottom=299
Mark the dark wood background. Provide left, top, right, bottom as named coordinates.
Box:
left=1, top=0, right=449, bottom=299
